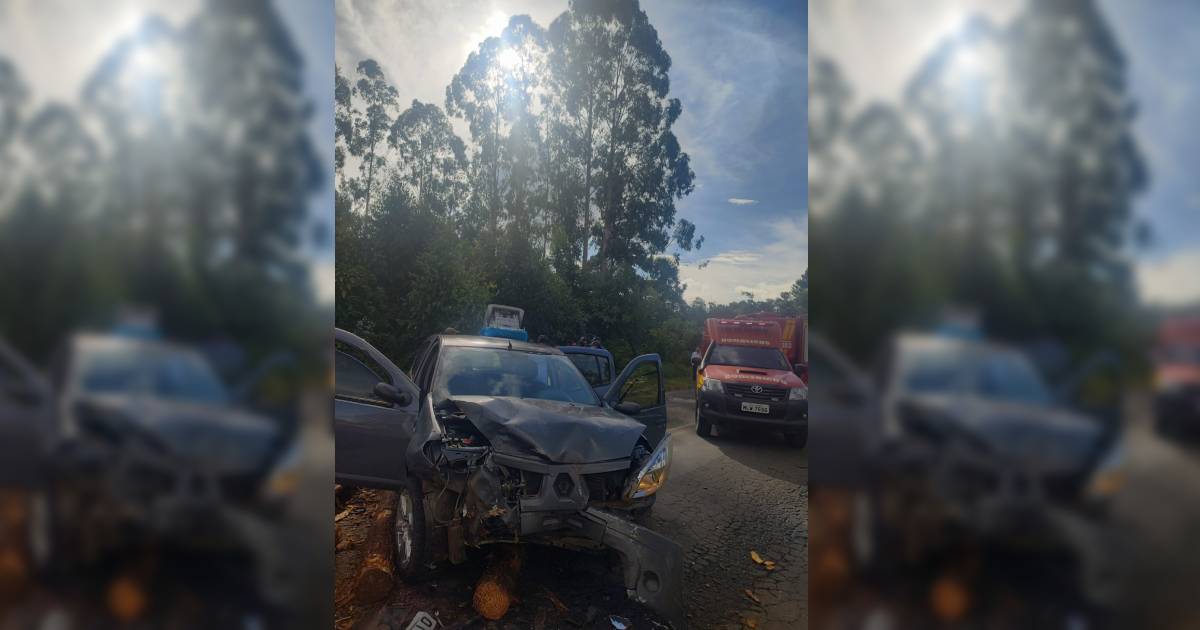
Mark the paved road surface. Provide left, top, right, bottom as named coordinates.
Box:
left=650, top=392, right=808, bottom=630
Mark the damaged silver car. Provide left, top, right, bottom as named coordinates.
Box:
left=334, top=329, right=684, bottom=626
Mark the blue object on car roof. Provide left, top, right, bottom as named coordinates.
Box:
left=480, top=326, right=529, bottom=342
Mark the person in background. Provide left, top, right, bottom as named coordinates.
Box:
left=590, top=336, right=603, bottom=349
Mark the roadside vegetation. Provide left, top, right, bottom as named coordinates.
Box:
left=334, top=0, right=806, bottom=376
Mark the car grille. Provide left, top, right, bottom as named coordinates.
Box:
left=725, top=383, right=788, bottom=401
left=583, top=470, right=629, bottom=502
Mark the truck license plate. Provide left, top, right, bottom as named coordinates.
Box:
left=741, top=402, right=770, bottom=414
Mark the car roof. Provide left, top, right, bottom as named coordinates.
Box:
left=438, top=334, right=563, bottom=355
left=557, top=345, right=613, bottom=358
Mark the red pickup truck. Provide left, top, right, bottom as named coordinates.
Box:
left=690, top=318, right=808, bottom=447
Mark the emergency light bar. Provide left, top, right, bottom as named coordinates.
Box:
left=480, top=304, right=529, bottom=341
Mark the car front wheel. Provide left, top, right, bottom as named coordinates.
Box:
left=393, top=476, right=429, bottom=581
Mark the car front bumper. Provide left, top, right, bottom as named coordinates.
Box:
left=697, top=389, right=807, bottom=433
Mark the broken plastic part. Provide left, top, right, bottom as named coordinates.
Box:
left=577, top=508, right=685, bottom=629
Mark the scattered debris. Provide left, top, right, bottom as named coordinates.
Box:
left=750, top=550, right=764, bottom=565
left=405, top=610, right=439, bottom=630
left=566, top=605, right=599, bottom=627
left=107, top=574, right=148, bottom=622
left=743, top=617, right=759, bottom=629
left=335, top=509, right=351, bottom=522
left=764, top=560, right=777, bottom=571
left=609, top=614, right=632, bottom=629
left=543, top=588, right=569, bottom=613
left=744, top=589, right=761, bottom=605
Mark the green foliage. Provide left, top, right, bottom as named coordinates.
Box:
left=809, top=1, right=1148, bottom=368
left=338, top=1, right=718, bottom=378
left=0, top=3, right=324, bottom=368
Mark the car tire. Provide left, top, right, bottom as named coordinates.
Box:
left=26, top=487, right=57, bottom=577
left=393, top=476, right=429, bottom=581
left=785, top=430, right=807, bottom=449
left=695, top=404, right=712, bottom=438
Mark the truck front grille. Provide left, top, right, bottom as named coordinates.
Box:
left=725, top=383, right=788, bottom=401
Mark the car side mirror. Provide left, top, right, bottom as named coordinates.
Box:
left=689, top=352, right=701, bottom=367
left=614, top=401, right=642, bottom=415
left=374, top=382, right=411, bottom=406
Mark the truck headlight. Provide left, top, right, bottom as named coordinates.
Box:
left=626, top=434, right=672, bottom=499
left=789, top=385, right=808, bottom=400
left=1086, top=442, right=1124, bottom=499
left=701, top=377, right=723, bottom=393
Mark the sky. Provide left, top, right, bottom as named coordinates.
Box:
left=811, top=0, right=1200, bottom=308
left=336, top=0, right=808, bottom=305
left=0, top=0, right=336, bottom=303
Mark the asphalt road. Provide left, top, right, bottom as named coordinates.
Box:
left=334, top=391, right=809, bottom=630
left=650, top=392, right=808, bottom=630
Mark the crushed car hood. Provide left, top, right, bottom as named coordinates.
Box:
left=450, top=396, right=646, bottom=464
left=905, top=394, right=1103, bottom=472
left=76, top=395, right=280, bottom=473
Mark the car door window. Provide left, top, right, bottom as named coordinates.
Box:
left=335, top=350, right=389, bottom=405
left=568, top=354, right=603, bottom=387
left=594, top=356, right=613, bottom=386
left=619, top=361, right=662, bottom=408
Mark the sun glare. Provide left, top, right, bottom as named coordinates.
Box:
left=497, top=47, right=520, bottom=70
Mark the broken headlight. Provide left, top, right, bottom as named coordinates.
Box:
left=625, top=434, right=672, bottom=499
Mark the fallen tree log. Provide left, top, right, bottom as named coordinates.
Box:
left=353, top=490, right=398, bottom=604
left=473, top=545, right=523, bottom=621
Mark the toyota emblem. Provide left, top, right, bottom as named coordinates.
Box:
left=750, top=385, right=763, bottom=394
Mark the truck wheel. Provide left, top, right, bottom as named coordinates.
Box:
left=394, top=476, right=430, bottom=581
left=785, top=430, right=807, bottom=448
left=695, top=404, right=712, bottom=438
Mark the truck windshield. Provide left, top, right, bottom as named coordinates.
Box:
left=435, top=346, right=600, bottom=406
left=707, top=344, right=791, bottom=371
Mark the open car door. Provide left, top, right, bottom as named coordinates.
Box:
left=334, top=329, right=421, bottom=489
left=0, top=340, right=51, bottom=487
left=605, top=353, right=668, bottom=448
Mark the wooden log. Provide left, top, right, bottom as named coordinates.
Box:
left=353, top=490, right=398, bottom=604
left=472, top=545, right=522, bottom=621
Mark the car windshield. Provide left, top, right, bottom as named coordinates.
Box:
left=976, top=350, right=1052, bottom=405
left=899, top=341, right=1052, bottom=405
left=435, top=346, right=600, bottom=406
left=900, top=345, right=967, bottom=394
left=706, top=344, right=790, bottom=371
left=78, top=343, right=230, bottom=405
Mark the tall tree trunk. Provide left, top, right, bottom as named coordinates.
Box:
left=581, top=91, right=595, bottom=267
left=363, top=136, right=378, bottom=213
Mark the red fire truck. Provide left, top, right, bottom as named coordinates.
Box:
left=690, top=318, right=808, bottom=447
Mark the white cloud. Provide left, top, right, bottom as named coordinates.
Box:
left=1138, top=247, right=1200, bottom=306
left=313, top=259, right=335, bottom=305
left=727, top=198, right=758, bottom=206
left=680, top=214, right=808, bottom=305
